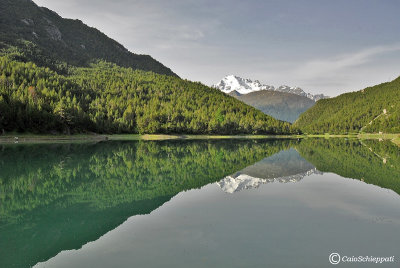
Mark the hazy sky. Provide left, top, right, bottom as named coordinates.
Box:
left=33, top=0, right=400, bottom=96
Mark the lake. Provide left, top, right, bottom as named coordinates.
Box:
left=0, top=139, right=399, bottom=267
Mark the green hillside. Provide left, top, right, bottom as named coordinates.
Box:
left=231, top=90, right=315, bottom=123
left=0, top=57, right=294, bottom=134
left=295, top=77, right=400, bottom=134
left=0, top=0, right=298, bottom=135
left=0, top=0, right=175, bottom=76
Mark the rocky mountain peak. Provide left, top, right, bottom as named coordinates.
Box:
left=214, top=75, right=328, bottom=101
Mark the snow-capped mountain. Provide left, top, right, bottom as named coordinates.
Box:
left=213, top=75, right=327, bottom=102
left=276, top=85, right=326, bottom=102
left=217, top=168, right=322, bottom=194
left=214, top=75, right=275, bottom=95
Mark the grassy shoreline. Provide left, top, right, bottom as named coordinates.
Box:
left=0, top=133, right=301, bottom=143
left=0, top=133, right=399, bottom=145
left=358, top=133, right=400, bottom=146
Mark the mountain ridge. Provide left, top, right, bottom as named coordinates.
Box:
left=0, top=0, right=300, bottom=135
left=0, top=0, right=176, bottom=76
left=213, top=75, right=328, bottom=102
left=213, top=75, right=319, bottom=122
left=295, top=77, right=400, bottom=134
left=230, top=90, right=316, bottom=123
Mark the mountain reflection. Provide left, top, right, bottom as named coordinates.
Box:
left=0, top=138, right=399, bottom=268
left=217, top=149, right=322, bottom=193
left=0, top=139, right=295, bottom=268
left=296, top=139, right=400, bottom=196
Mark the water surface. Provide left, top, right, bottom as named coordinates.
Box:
left=0, top=139, right=399, bottom=267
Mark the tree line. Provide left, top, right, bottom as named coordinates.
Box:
left=0, top=57, right=297, bottom=135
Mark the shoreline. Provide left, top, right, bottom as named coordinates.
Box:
left=0, top=133, right=300, bottom=143
left=357, top=133, right=400, bottom=146
left=0, top=133, right=398, bottom=146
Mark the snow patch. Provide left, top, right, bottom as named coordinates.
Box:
left=213, top=75, right=328, bottom=101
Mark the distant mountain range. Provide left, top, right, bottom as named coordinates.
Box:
left=213, top=75, right=328, bottom=123
left=229, top=91, right=315, bottom=123
left=214, top=75, right=327, bottom=101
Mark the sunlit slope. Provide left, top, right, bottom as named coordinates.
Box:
left=295, top=77, right=400, bottom=134
left=0, top=57, right=295, bottom=135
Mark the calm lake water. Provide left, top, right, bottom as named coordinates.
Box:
left=0, top=139, right=399, bottom=267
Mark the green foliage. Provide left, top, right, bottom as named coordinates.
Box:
left=364, top=108, right=400, bottom=133
left=0, top=0, right=298, bottom=135
left=0, top=0, right=175, bottom=76
left=295, top=77, right=400, bottom=134
left=0, top=57, right=295, bottom=134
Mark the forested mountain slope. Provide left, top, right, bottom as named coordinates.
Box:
left=0, top=57, right=295, bottom=134
left=295, top=77, right=400, bottom=134
left=0, top=0, right=175, bottom=76
left=0, top=0, right=298, bottom=135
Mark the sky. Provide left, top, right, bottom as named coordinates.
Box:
left=33, top=0, right=400, bottom=96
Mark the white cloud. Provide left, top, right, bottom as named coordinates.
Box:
left=249, top=44, right=400, bottom=96
left=295, top=44, right=400, bottom=79
left=32, top=0, right=400, bottom=96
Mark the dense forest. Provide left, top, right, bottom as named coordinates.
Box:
left=0, top=57, right=295, bottom=134
left=0, top=140, right=294, bottom=267
left=295, top=77, right=400, bottom=134
left=0, top=0, right=298, bottom=135
left=0, top=0, right=175, bottom=76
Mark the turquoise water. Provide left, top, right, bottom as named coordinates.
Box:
left=0, top=139, right=399, bottom=267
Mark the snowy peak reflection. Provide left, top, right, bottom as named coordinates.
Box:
left=217, top=149, right=321, bottom=193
